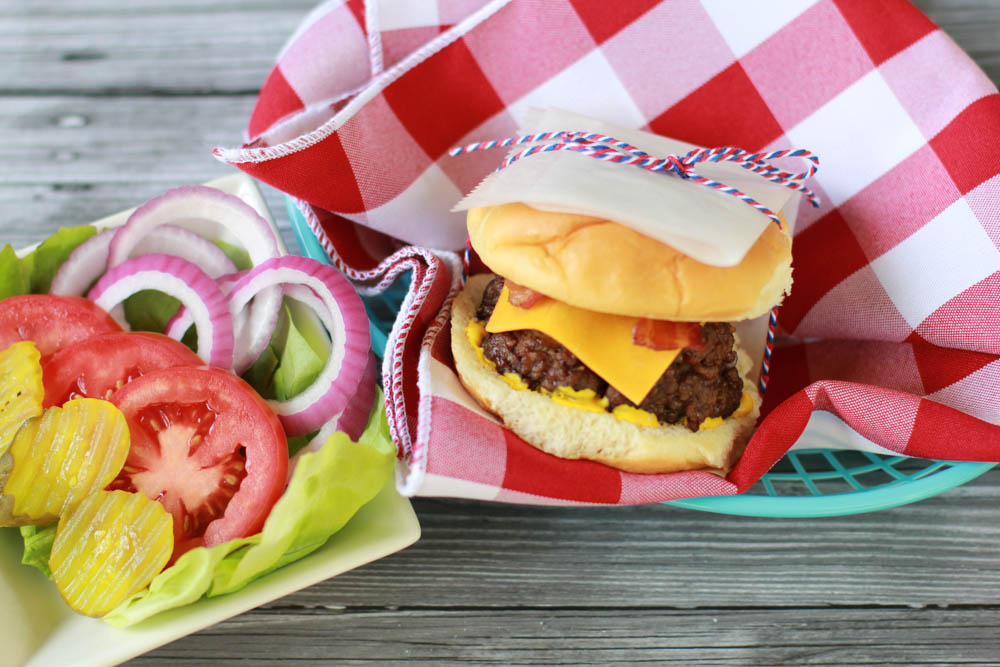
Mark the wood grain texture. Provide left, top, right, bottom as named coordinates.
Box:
left=0, top=96, right=296, bottom=250
left=1, top=1, right=999, bottom=665
left=130, top=608, right=1000, bottom=665
left=915, top=0, right=1000, bottom=83
left=0, top=1, right=314, bottom=94
left=264, top=475, right=1000, bottom=611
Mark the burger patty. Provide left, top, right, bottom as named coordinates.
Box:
left=476, top=276, right=743, bottom=431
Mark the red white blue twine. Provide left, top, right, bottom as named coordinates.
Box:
left=449, top=131, right=821, bottom=229
left=759, top=306, right=779, bottom=396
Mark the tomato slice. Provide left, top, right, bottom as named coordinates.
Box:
left=42, top=331, right=203, bottom=408
left=107, top=366, right=288, bottom=559
left=0, top=294, right=121, bottom=360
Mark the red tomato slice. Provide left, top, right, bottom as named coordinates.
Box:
left=42, top=331, right=203, bottom=408
left=108, top=366, right=288, bottom=559
left=0, top=294, right=121, bottom=360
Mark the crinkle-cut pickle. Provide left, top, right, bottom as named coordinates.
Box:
left=0, top=341, right=44, bottom=457
left=1, top=398, right=129, bottom=525
left=51, top=490, right=173, bottom=617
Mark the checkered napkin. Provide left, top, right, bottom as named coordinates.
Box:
left=217, top=0, right=1000, bottom=504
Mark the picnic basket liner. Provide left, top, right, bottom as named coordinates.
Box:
left=218, top=0, right=1000, bottom=506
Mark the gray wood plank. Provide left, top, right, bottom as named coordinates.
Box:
left=915, top=0, right=1000, bottom=84
left=1, top=1, right=314, bottom=94
left=0, top=95, right=297, bottom=251
left=0, top=1, right=997, bottom=94
left=0, top=95, right=253, bottom=185
left=247, top=471, right=1000, bottom=612
left=128, top=607, right=1000, bottom=665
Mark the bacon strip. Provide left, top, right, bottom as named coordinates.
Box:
left=506, top=281, right=548, bottom=309
left=632, top=318, right=703, bottom=351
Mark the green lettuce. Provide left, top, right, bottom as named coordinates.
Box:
left=122, top=290, right=182, bottom=334
left=0, top=244, right=30, bottom=300
left=213, top=240, right=252, bottom=272
left=241, top=302, right=329, bottom=402
left=0, top=226, right=97, bottom=300
left=273, top=304, right=328, bottom=400
left=102, top=390, right=393, bottom=628
left=20, top=524, right=57, bottom=579
left=26, top=226, right=97, bottom=294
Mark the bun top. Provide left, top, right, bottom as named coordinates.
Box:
left=467, top=203, right=792, bottom=322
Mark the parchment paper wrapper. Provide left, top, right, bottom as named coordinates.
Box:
left=456, top=108, right=800, bottom=267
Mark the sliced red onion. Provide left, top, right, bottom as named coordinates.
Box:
left=287, top=351, right=377, bottom=480
left=88, top=253, right=234, bottom=369
left=232, top=284, right=283, bottom=374
left=334, top=350, right=377, bottom=441
left=51, top=224, right=236, bottom=297
left=108, top=185, right=283, bottom=369
left=164, top=270, right=274, bottom=374
left=163, top=308, right=194, bottom=343
left=281, top=284, right=326, bottom=325
left=107, top=186, right=280, bottom=267
left=50, top=229, right=114, bottom=296
left=228, top=256, right=370, bottom=436
left=165, top=271, right=246, bottom=342
left=131, top=224, right=236, bottom=279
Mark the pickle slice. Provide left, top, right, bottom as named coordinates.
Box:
left=51, top=490, right=173, bottom=616
left=0, top=341, right=44, bottom=457
left=1, top=398, right=129, bottom=525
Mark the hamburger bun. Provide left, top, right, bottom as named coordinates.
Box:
left=467, top=203, right=792, bottom=322
left=451, top=274, right=761, bottom=474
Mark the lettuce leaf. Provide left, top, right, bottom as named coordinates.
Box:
left=241, top=343, right=279, bottom=399
left=122, top=290, right=182, bottom=334
left=243, top=302, right=329, bottom=403
left=26, top=226, right=97, bottom=294
left=102, top=389, right=392, bottom=627
left=213, top=240, right=252, bottom=272
left=102, top=536, right=257, bottom=627
left=0, top=244, right=30, bottom=300
left=20, top=524, right=56, bottom=579
left=272, top=304, right=328, bottom=400
left=208, top=408, right=393, bottom=594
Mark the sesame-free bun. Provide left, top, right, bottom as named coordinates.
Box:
left=467, top=203, right=792, bottom=322
left=451, top=274, right=761, bottom=474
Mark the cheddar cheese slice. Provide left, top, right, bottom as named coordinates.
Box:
left=485, top=287, right=680, bottom=404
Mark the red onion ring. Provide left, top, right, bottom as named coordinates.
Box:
left=107, top=185, right=282, bottom=371
left=87, top=253, right=234, bottom=369
left=228, top=256, right=370, bottom=436
left=287, top=350, right=377, bottom=480
left=50, top=224, right=236, bottom=297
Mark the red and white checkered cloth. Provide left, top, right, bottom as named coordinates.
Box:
left=218, top=0, right=1000, bottom=504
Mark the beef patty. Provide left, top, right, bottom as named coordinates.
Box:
left=476, top=276, right=744, bottom=431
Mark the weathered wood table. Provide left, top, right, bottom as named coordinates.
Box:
left=3, top=2, right=1000, bottom=664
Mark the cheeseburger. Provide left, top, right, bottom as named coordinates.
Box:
left=450, top=201, right=793, bottom=474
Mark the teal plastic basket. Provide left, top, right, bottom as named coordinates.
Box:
left=287, top=198, right=995, bottom=517
left=666, top=450, right=993, bottom=517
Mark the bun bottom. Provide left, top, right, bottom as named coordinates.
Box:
left=450, top=274, right=761, bottom=474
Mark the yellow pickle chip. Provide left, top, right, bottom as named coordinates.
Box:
left=0, top=341, right=44, bottom=457
left=0, top=397, right=129, bottom=526
left=50, top=490, right=173, bottom=617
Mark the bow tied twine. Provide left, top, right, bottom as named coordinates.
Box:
left=449, top=130, right=821, bottom=230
